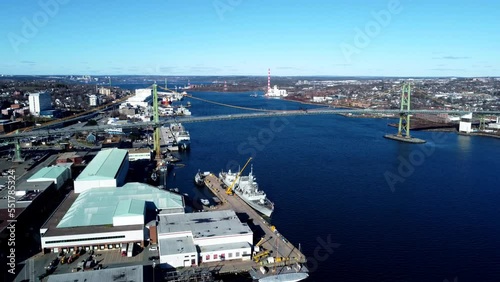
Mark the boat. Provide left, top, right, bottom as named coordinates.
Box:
left=250, top=263, right=309, bottom=282
left=150, top=172, right=158, bottom=182
left=170, top=123, right=191, bottom=150
left=200, top=198, right=210, bottom=206
left=219, top=165, right=274, bottom=217
left=250, top=92, right=258, bottom=98
left=175, top=105, right=191, bottom=116
left=194, top=170, right=210, bottom=187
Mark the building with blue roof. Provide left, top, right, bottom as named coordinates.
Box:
left=74, top=148, right=129, bottom=193
left=27, top=165, right=71, bottom=189
left=40, top=182, right=185, bottom=253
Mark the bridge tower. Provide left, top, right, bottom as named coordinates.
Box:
left=152, top=83, right=161, bottom=159
left=384, top=83, right=426, bottom=143
left=397, top=83, right=411, bottom=138
left=11, top=130, right=24, bottom=162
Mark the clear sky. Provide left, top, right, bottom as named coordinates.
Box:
left=0, top=0, right=499, bottom=76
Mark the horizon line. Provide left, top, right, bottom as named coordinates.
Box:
left=2, top=74, right=500, bottom=79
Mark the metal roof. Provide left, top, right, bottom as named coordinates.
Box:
left=28, top=166, right=68, bottom=181
left=159, top=236, right=197, bottom=256
left=114, top=198, right=145, bottom=217
left=199, top=242, right=251, bottom=253
left=57, top=182, right=184, bottom=228
left=158, top=210, right=252, bottom=239
left=75, top=148, right=128, bottom=181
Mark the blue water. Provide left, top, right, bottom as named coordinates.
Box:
left=141, top=88, right=500, bottom=282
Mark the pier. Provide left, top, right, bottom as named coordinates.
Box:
left=202, top=174, right=307, bottom=275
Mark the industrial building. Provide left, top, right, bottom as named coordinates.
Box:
left=459, top=113, right=473, bottom=133
left=126, top=88, right=152, bottom=108
left=128, top=148, right=152, bottom=161
left=40, top=182, right=185, bottom=254
left=266, top=85, right=288, bottom=97
left=157, top=210, right=253, bottom=268
left=27, top=165, right=71, bottom=189
left=74, top=148, right=129, bottom=193
left=28, top=91, right=52, bottom=116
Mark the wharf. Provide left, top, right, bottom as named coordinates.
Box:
left=203, top=174, right=307, bottom=275
left=159, top=126, right=174, bottom=145
left=159, top=126, right=178, bottom=151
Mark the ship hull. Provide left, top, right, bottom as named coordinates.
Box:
left=234, top=190, right=273, bottom=217
left=219, top=170, right=274, bottom=217
left=258, top=273, right=309, bottom=282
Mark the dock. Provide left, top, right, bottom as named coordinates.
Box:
left=203, top=174, right=307, bottom=275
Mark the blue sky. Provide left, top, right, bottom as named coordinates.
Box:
left=0, top=0, right=499, bottom=76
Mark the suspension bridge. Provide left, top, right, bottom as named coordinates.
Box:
left=0, top=83, right=499, bottom=157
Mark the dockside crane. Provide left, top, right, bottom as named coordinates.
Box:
left=226, top=157, right=252, bottom=195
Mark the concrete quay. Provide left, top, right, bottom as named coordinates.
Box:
left=203, top=174, right=307, bottom=274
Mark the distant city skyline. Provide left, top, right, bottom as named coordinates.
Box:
left=0, top=0, right=499, bottom=77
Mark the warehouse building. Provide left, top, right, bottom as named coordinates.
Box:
left=128, top=148, right=152, bottom=161
left=74, top=148, right=129, bottom=193
left=27, top=165, right=71, bottom=189
left=157, top=210, right=253, bottom=268
left=40, top=182, right=185, bottom=254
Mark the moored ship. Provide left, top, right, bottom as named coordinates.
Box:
left=219, top=165, right=274, bottom=217
left=170, top=123, right=190, bottom=150
left=194, top=170, right=210, bottom=187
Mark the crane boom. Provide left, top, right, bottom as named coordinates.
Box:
left=226, top=157, right=252, bottom=195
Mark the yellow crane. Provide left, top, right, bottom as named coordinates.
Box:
left=226, top=157, right=252, bottom=195
left=253, top=250, right=270, bottom=263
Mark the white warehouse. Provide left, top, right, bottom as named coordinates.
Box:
left=157, top=210, right=253, bottom=268
left=126, top=88, right=152, bottom=108
left=74, top=148, right=129, bottom=193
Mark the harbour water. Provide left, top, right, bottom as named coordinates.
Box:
left=129, top=87, right=500, bottom=281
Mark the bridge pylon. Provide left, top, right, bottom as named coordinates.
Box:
left=384, top=83, right=426, bottom=144
left=397, top=83, right=411, bottom=138
left=12, top=130, right=24, bottom=162
left=152, top=83, right=161, bottom=160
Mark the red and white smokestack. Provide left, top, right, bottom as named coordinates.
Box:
left=267, top=68, right=271, bottom=94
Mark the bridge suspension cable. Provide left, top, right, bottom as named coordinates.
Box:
left=186, top=94, right=286, bottom=112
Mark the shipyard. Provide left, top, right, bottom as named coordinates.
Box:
left=2, top=1, right=500, bottom=280
left=0, top=83, right=312, bottom=282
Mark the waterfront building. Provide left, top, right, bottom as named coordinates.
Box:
left=157, top=210, right=253, bottom=268
left=40, top=182, right=185, bottom=253
left=459, top=113, right=473, bottom=133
